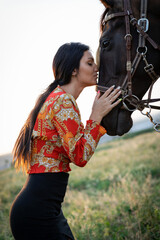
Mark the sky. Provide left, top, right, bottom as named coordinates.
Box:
left=0, top=0, right=160, bottom=155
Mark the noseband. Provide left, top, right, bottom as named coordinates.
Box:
left=97, top=0, right=160, bottom=131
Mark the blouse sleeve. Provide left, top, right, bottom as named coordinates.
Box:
left=51, top=94, right=106, bottom=167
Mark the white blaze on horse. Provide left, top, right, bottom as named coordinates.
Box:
left=97, top=0, right=160, bottom=136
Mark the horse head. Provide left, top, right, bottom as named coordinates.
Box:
left=98, top=0, right=160, bottom=136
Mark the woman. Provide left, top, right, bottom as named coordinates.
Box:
left=10, top=42, right=121, bottom=240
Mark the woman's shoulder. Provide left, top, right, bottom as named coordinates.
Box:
left=51, top=87, right=81, bottom=121
left=51, top=86, right=77, bottom=107
left=41, top=86, right=78, bottom=114
left=45, top=86, right=67, bottom=105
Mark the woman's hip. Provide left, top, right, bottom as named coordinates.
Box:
left=9, top=172, right=74, bottom=239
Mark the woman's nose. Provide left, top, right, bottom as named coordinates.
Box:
left=95, top=63, right=99, bottom=72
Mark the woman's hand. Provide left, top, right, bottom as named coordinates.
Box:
left=89, top=85, right=121, bottom=123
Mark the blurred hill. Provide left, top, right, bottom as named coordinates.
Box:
left=0, top=153, right=12, bottom=170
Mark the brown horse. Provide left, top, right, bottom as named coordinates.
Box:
left=97, top=0, right=160, bottom=136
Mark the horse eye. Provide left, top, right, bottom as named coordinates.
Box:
left=102, top=40, right=110, bottom=48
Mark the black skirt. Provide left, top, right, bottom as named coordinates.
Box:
left=10, top=172, right=75, bottom=240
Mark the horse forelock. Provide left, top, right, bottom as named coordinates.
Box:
left=100, top=0, right=124, bottom=32
left=100, top=0, right=114, bottom=8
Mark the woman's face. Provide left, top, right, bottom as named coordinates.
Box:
left=76, top=50, right=98, bottom=87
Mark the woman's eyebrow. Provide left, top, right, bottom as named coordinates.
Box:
left=88, top=57, right=94, bottom=61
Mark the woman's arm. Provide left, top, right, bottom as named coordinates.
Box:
left=52, top=94, right=106, bottom=167
left=51, top=86, right=121, bottom=167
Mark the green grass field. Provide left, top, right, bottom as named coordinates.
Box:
left=0, top=130, right=160, bottom=240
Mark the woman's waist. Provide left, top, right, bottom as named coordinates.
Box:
left=24, top=172, right=69, bottom=199
left=28, top=154, right=71, bottom=173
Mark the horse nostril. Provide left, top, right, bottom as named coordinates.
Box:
left=102, top=40, right=110, bottom=48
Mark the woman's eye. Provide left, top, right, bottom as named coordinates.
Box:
left=102, top=40, right=110, bottom=48
left=88, top=63, right=93, bottom=66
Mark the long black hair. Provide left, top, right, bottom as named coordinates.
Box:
left=13, top=42, right=89, bottom=172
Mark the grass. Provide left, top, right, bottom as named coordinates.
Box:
left=0, top=130, right=160, bottom=239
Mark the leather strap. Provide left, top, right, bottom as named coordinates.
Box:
left=124, top=0, right=132, bottom=96
left=98, top=0, right=160, bottom=112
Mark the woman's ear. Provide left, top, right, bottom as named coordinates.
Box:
left=99, top=0, right=114, bottom=8
left=72, top=69, right=77, bottom=76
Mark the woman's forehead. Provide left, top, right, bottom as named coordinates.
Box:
left=83, top=50, right=94, bottom=60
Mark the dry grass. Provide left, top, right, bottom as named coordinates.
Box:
left=0, top=130, right=160, bottom=239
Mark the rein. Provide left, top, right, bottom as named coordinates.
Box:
left=97, top=0, right=160, bottom=131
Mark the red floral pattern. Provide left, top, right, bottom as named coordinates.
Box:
left=28, top=86, right=106, bottom=173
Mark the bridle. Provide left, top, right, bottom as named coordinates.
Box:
left=97, top=0, right=160, bottom=131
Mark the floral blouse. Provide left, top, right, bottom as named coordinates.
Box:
left=28, top=86, right=106, bottom=173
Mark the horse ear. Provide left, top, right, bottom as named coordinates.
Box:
left=99, top=0, right=114, bottom=8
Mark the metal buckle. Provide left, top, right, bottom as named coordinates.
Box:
left=144, top=64, right=154, bottom=73
left=141, top=109, right=160, bottom=133
left=124, top=34, right=132, bottom=41
left=137, top=18, right=149, bottom=33
left=141, top=105, right=151, bottom=115
left=123, top=95, right=140, bottom=112
left=154, top=123, right=160, bottom=132
left=137, top=46, right=147, bottom=55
